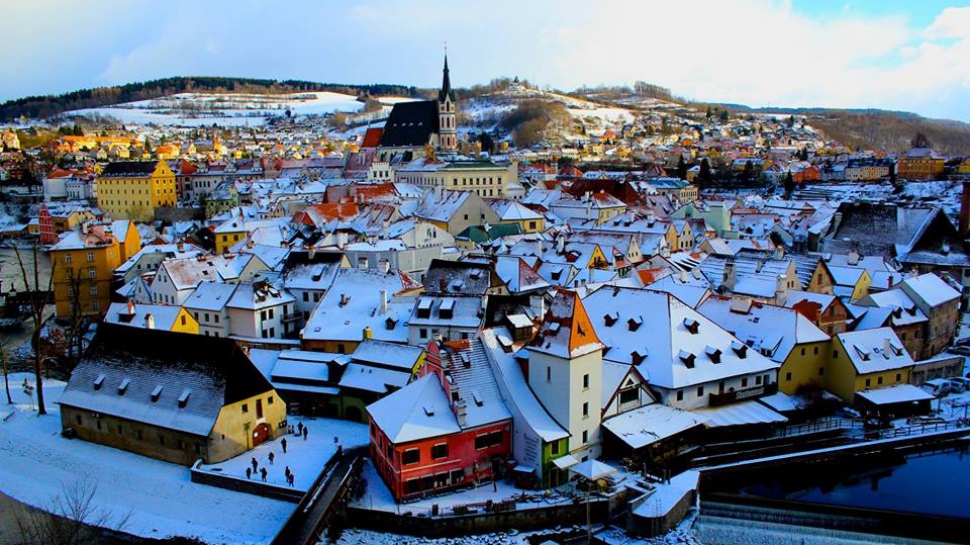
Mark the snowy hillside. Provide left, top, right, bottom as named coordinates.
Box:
left=63, top=92, right=413, bottom=127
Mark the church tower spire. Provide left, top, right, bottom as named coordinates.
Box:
left=437, top=51, right=457, bottom=153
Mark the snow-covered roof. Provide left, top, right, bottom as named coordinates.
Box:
left=697, top=296, right=829, bottom=363
left=338, top=363, right=410, bottom=394
left=694, top=399, right=788, bottom=428
left=366, top=373, right=461, bottom=444
left=856, top=384, right=933, bottom=405
left=836, top=327, right=914, bottom=374
left=601, top=403, right=706, bottom=449
left=350, top=340, right=423, bottom=372
left=104, top=302, right=186, bottom=331
left=59, top=325, right=273, bottom=437
left=900, top=273, right=960, bottom=308
left=581, top=287, right=778, bottom=389
left=529, top=289, right=604, bottom=359
left=184, top=281, right=239, bottom=311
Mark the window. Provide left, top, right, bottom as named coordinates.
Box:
left=697, top=386, right=704, bottom=397
left=303, top=292, right=309, bottom=302
left=877, top=376, right=883, bottom=385
left=833, top=350, right=839, bottom=359
left=256, top=399, right=263, bottom=419
left=896, top=373, right=902, bottom=382
left=75, top=414, right=82, bottom=425
left=582, top=402, right=589, bottom=418
left=865, top=378, right=871, bottom=387
left=676, top=390, right=684, bottom=401
left=582, top=430, right=589, bottom=444
left=419, top=328, right=428, bottom=339
left=88, top=269, right=96, bottom=279
left=546, top=367, right=552, bottom=383
left=87, top=252, right=95, bottom=262
left=268, top=309, right=274, bottom=320
left=583, top=374, right=590, bottom=390
left=619, top=388, right=638, bottom=405
left=819, top=367, right=825, bottom=376
left=64, top=254, right=72, bottom=263
left=268, top=396, right=274, bottom=405
left=814, top=346, right=819, bottom=355
left=431, top=443, right=448, bottom=459
left=89, top=285, right=97, bottom=296
left=801, top=348, right=806, bottom=356
left=756, top=375, right=762, bottom=385
left=786, top=372, right=792, bottom=381
left=551, top=441, right=561, bottom=456
left=242, top=403, right=249, bottom=414
left=741, top=377, right=748, bottom=388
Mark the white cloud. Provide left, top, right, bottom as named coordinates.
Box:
left=2, top=1, right=969, bottom=122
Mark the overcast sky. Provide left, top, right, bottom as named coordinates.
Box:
left=4, top=0, right=970, bottom=121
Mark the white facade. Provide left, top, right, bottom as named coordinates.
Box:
left=528, top=350, right=603, bottom=461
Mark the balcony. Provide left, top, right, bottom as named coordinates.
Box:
left=281, top=313, right=301, bottom=324
left=708, top=382, right=778, bottom=408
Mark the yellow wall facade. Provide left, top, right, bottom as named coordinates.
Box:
left=778, top=340, right=831, bottom=395
left=96, top=161, right=177, bottom=221
left=50, top=242, right=121, bottom=317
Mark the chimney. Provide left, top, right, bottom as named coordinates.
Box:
left=379, top=290, right=388, bottom=314
left=722, top=261, right=737, bottom=291
left=536, top=238, right=544, bottom=256
left=774, top=246, right=784, bottom=260
left=455, top=399, right=467, bottom=427
left=887, top=274, right=895, bottom=288
left=379, top=259, right=390, bottom=274
left=775, top=274, right=788, bottom=305
left=557, top=234, right=565, bottom=253
left=144, top=313, right=155, bottom=330
left=883, top=338, right=893, bottom=357
left=362, top=326, right=373, bottom=341
left=127, top=301, right=135, bottom=315
left=961, top=181, right=970, bottom=237
left=358, top=256, right=369, bottom=269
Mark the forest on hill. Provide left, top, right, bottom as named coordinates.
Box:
left=0, top=77, right=418, bottom=121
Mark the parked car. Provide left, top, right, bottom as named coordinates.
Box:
left=947, top=377, right=970, bottom=393
left=921, top=378, right=952, bottom=397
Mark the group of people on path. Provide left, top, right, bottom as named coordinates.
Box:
left=242, top=421, right=311, bottom=485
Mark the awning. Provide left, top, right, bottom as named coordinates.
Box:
left=857, top=384, right=934, bottom=406
left=602, top=403, right=706, bottom=450
left=695, top=400, right=788, bottom=428
left=552, top=454, right=579, bottom=470
left=512, top=465, right=535, bottom=474
left=758, top=392, right=805, bottom=413
left=569, top=459, right=616, bottom=480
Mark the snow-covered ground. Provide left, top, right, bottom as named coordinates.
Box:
left=0, top=373, right=294, bottom=544
left=196, top=417, right=368, bottom=492
left=351, top=458, right=579, bottom=516
left=63, top=91, right=393, bottom=127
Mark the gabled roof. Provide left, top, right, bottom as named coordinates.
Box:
left=104, top=302, right=187, bottom=331
left=529, top=289, right=603, bottom=359
left=99, top=160, right=161, bottom=178
left=835, top=327, right=913, bottom=374
left=366, top=373, right=459, bottom=444
left=379, top=100, right=440, bottom=148
left=59, top=325, right=273, bottom=437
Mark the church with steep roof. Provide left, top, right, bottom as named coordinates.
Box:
left=377, top=56, right=458, bottom=163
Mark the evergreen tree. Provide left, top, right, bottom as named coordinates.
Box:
left=783, top=171, right=795, bottom=199
left=742, top=160, right=754, bottom=182
left=699, top=158, right=713, bottom=186
left=676, top=156, right=687, bottom=180
left=719, top=110, right=729, bottom=122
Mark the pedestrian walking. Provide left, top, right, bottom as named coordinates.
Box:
left=268, top=451, right=275, bottom=465
left=285, top=466, right=291, bottom=480
left=297, top=421, right=304, bottom=435
left=288, top=473, right=295, bottom=487
left=251, top=457, right=258, bottom=472
left=246, top=467, right=252, bottom=480
left=337, top=444, right=343, bottom=457
left=260, top=467, right=267, bottom=482
left=281, top=437, right=288, bottom=454
left=302, top=426, right=308, bottom=441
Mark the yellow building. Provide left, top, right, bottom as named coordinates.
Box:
left=897, top=148, right=945, bottom=180
left=489, top=200, right=545, bottom=234
left=96, top=160, right=177, bottom=221
left=212, top=217, right=248, bottom=254
left=959, top=158, right=970, bottom=175
left=49, top=223, right=123, bottom=317
left=105, top=301, right=199, bottom=334
left=59, top=327, right=286, bottom=466
left=828, top=265, right=871, bottom=302
left=828, top=328, right=913, bottom=403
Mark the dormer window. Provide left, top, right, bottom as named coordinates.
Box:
left=731, top=341, right=748, bottom=359
left=604, top=312, right=618, bottom=327
left=705, top=346, right=722, bottom=364
left=117, top=378, right=130, bottom=395
left=439, top=298, right=455, bottom=320
left=631, top=350, right=647, bottom=365
left=679, top=350, right=696, bottom=369
left=628, top=316, right=643, bottom=332
left=683, top=318, right=700, bottom=334
left=150, top=385, right=163, bottom=402
left=178, top=389, right=191, bottom=408
left=416, top=298, right=433, bottom=319
left=93, top=374, right=105, bottom=390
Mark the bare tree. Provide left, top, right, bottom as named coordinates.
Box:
left=63, top=268, right=88, bottom=368
left=1, top=337, right=12, bottom=404
left=16, top=479, right=132, bottom=545
left=14, top=242, right=55, bottom=416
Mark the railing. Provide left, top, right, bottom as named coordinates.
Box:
left=846, top=419, right=967, bottom=441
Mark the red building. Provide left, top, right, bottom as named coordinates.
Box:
left=367, top=339, right=512, bottom=501
left=38, top=203, right=56, bottom=245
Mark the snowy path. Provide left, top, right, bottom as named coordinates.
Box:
left=0, top=373, right=293, bottom=545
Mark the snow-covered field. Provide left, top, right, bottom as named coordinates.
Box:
left=0, top=373, right=294, bottom=544
left=197, top=417, right=368, bottom=492
left=63, top=91, right=408, bottom=127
